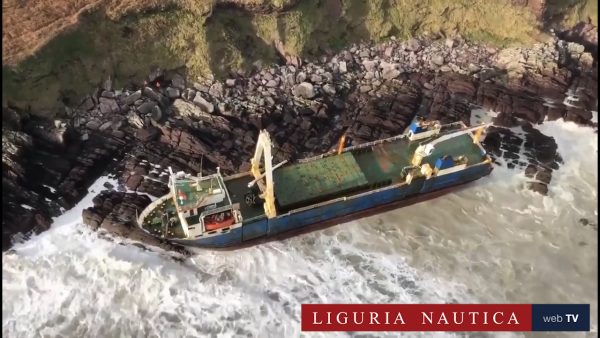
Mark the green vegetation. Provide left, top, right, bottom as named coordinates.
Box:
left=547, top=0, right=597, bottom=28
left=0, top=0, right=566, bottom=116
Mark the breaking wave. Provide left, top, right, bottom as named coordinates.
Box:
left=2, top=112, right=597, bottom=338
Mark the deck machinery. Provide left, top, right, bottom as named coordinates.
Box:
left=137, top=118, right=493, bottom=248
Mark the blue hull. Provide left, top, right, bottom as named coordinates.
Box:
left=172, top=163, right=492, bottom=248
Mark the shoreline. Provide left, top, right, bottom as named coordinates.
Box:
left=2, top=32, right=598, bottom=251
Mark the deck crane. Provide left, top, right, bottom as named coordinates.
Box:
left=248, top=130, right=279, bottom=218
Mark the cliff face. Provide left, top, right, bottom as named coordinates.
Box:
left=1, top=0, right=596, bottom=116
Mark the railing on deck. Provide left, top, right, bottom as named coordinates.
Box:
left=136, top=193, right=174, bottom=228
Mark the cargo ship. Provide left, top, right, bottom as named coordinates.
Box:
left=136, top=119, right=493, bottom=248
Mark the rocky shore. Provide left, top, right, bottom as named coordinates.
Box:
left=2, top=24, right=597, bottom=252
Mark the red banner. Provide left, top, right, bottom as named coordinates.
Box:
left=301, top=304, right=532, bottom=331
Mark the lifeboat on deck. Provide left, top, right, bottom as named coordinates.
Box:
left=204, top=211, right=235, bottom=231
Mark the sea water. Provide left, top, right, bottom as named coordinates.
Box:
left=2, top=112, right=597, bottom=338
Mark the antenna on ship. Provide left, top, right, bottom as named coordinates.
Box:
left=200, top=155, right=204, bottom=178
left=337, top=133, right=347, bottom=155
left=195, top=155, right=204, bottom=191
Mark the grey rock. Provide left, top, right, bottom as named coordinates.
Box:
left=137, top=101, right=157, bottom=115
left=359, top=85, right=371, bottom=93
left=266, top=79, right=278, bottom=87
left=362, top=60, right=378, bottom=72
left=103, top=77, right=112, bottom=91
left=209, top=83, right=224, bottom=98
left=431, top=55, right=445, bottom=66
left=148, top=68, right=164, bottom=83
left=310, top=74, right=323, bottom=84
left=79, top=96, right=95, bottom=111
left=182, top=88, right=196, bottom=102
left=384, top=46, right=394, bottom=57
left=122, top=91, right=142, bottom=106
left=323, top=84, right=336, bottom=95
left=406, top=38, right=421, bottom=51
left=440, top=65, right=452, bottom=72
left=382, top=67, right=401, bottom=80
left=225, top=79, right=236, bottom=87
left=333, top=98, right=345, bottom=109
left=193, top=83, right=210, bottom=93
left=99, top=121, right=113, bottom=131
left=135, top=127, right=160, bottom=142
left=151, top=106, right=162, bottom=122
left=292, top=82, right=316, bottom=99
left=467, top=63, right=481, bottom=73
left=445, top=38, right=455, bottom=49
left=193, top=95, right=214, bottom=113
left=296, top=72, right=307, bottom=83
left=86, top=119, right=102, bottom=130
left=567, top=42, right=585, bottom=55
left=171, top=73, right=186, bottom=89
left=127, top=111, right=145, bottom=129
left=101, top=91, right=115, bottom=98
left=285, top=74, right=295, bottom=86
left=99, top=97, right=120, bottom=115
left=143, top=87, right=169, bottom=106
left=339, top=61, right=347, bottom=74
left=166, top=87, right=180, bottom=99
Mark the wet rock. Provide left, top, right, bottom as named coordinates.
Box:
left=527, top=181, right=548, bottom=195
left=546, top=107, right=565, bottom=121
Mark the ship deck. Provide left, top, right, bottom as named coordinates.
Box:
left=140, top=130, right=486, bottom=237
left=271, top=132, right=485, bottom=211
left=353, top=133, right=485, bottom=185
left=224, top=174, right=266, bottom=220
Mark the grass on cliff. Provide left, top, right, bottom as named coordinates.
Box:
left=3, top=0, right=542, bottom=116
left=547, top=0, right=597, bottom=28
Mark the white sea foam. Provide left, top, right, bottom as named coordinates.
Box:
left=2, top=111, right=598, bottom=338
